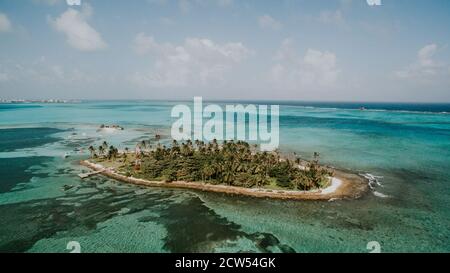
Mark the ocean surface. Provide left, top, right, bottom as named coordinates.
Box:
left=0, top=101, right=449, bottom=253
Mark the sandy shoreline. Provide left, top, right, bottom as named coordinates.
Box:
left=79, top=160, right=368, bottom=201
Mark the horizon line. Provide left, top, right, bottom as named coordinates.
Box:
left=2, top=98, right=450, bottom=104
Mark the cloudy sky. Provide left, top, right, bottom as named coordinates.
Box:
left=0, top=0, right=449, bottom=102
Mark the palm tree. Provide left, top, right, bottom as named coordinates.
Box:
left=255, top=173, right=267, bottom=188
left=222, top=168, right=235, bottom=185
left=202, top=164, right=215, bottom=181
left=98, top=145, right=105, bottom=157
left=138, top=140, right=149, bottom=154
left=292, top=175, right=306, bottom=190
left=108, top=145, right=119, bottom=160
left=172, top=139, right=178, bottom=148
left=107, top=146, right=113, bottom=160
left=313, top=152, right=320, bottom=163
left=88, top=146, right=96, bottom=158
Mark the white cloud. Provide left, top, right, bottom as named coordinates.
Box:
left=132, top=33, right=156, bottom=55
left=258, top=15, right=282, bottom=30
left=269, top=39, right=339, bottom=90
left=131, top=33, right=251, bottom=87
left=0, top=13, right=12, bottom=32
left=49, top=5, right=107, bottom=51
left=395, top=44, right=447, bottom=80
left=0, top=57, right=96, bottom=85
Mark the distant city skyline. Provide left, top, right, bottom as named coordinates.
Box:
left=1, top=0, right=450, bottom=102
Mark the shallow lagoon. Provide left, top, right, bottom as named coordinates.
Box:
left=0, top=101, right=449, bottom=252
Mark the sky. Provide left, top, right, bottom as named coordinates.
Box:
left=0, top=0, right=449, bottom=102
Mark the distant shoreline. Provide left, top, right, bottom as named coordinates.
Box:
left=0, top=99, right=80, bottom=104
left=80, top=160, right=368, bottom=201
left=2, top=100, right=449, bottom=115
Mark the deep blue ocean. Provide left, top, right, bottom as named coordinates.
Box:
left=0, top=101, right=449, bottom=252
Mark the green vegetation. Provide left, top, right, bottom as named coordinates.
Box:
left=90, top=139, right=333, bottom=191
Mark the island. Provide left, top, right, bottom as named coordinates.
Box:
left=97, top=124, right=125, bottom=132
left=0, top=98, right=80, bottom=104
left=81, top=139, right=368, bottom=201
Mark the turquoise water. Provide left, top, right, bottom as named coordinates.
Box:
left=0, top=101, right=449, bottom=253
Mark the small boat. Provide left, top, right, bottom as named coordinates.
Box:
left=359, top=107, right=366, bottom=111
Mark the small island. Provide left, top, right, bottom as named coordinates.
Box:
left=97, top=124, right=125, bottom=132
left=81, top=139, right=368, bottom=200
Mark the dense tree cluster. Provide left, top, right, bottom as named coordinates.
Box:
left=89, top=139, right=333, bottom=191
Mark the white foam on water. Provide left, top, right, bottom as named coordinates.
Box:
left=373, top=191, right=390, bottom=198
left=360, top=173, right=391, bottom=198
left=360, top=173, right=384, bottom=189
